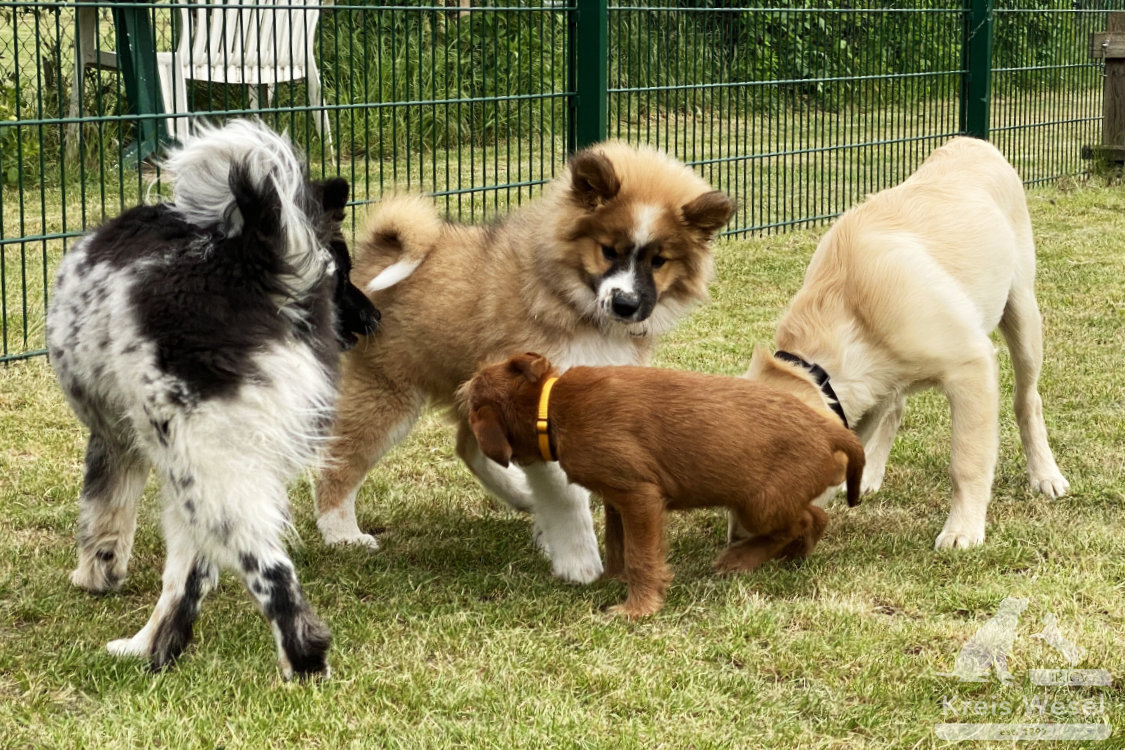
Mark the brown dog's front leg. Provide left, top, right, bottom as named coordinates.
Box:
left=604, top=485, right=671, bottom=618
left=601, top=503, right=626, bottom=582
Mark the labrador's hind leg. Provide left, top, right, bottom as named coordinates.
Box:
left=999, top=285, right=1069, bottom=498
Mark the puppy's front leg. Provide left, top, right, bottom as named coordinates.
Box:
left=604, top=485, right=670, bottom=618
left=856, top=394, right=906, bottom=495
left=601, top=504, right=625, bottom=582
left=522, top=462, right=603, bottom=584
left=936, top=350, right=999, bottom=550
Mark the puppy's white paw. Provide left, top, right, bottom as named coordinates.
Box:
left=548, top=535, right=604, bottom=584
left=532, top=517, right=603, bottom=583
left=70, top=566, right=104, bottom=592
left=1031, top=473, right=1069, bottom=499
left=531, top=523, right=552, bottom=558
left=70, top=560, right=127, bottom=593
left=934, top=523, right=985, bottom=551
left=551, top=549, right=604, bottom=585
left=317, top=512, right=380, bottom=551
left=323, top=530, right=381, bottom=550
left=107, top=636, right=149, bottom=659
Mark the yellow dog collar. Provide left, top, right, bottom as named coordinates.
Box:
left=537, top=377, right=559, bottom=462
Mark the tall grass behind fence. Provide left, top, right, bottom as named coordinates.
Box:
left=608, top=1, right=1110, bottom=234
left=0, top=0, right=1118, bottom=363
left=320, top=3, right=569, bottom=216
left=609, top=3, right=967, bottom=234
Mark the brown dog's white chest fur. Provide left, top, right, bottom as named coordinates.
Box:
left=464, top=352, right=865, bottom=617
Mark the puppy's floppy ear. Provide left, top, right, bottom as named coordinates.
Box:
left=681, top=190, right=734, bottom=238
left=568, top=149, right=621, bottom=209
left=509, top=352, right=552, bottom=384
left=470, top=405, right=512, bottom=468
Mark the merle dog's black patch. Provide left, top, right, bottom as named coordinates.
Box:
left=150, top=559, right=214, bottom=671
left=259, top=563, right=331, bottom=677
left=77, top=171, right=379, bottom=403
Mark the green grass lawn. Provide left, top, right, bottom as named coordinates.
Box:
left=1, top=182, right=1123, bottom=748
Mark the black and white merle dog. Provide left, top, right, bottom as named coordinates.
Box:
left=46, top=120, right=378, bottom=678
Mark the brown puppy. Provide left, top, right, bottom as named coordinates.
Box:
left=463, top=352, right=865, bottom=618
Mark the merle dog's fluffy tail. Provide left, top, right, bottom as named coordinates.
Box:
left=161, top=120, right=327, bottom=298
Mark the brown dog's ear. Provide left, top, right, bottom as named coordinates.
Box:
left=509, top=352, right=552, bottom=384
left=681, top=190, right=734, bottom=238
left=568, top=149, right=621, bottom=209
left=470, top=405, right=512, bottom=468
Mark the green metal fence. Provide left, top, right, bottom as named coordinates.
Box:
left=0, top=1, right=1118, bottom=363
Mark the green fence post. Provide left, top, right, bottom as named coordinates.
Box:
left=570, top=0, right=607, bottom=151
left=960, top=0, right=993, bottom=140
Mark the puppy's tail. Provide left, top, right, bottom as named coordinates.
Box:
left=161, top=119, right=324, bottom=296
left=360, top=194, right=443, bottom=293
left=835, top=429, right=866, bottom=507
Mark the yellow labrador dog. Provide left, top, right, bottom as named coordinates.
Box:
left=744, top=137, right=1068, bottom=550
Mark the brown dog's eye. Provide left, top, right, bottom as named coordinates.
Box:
left=601, top=245, right=618, bottom=261
left=651, top=255, right=667, bottom=269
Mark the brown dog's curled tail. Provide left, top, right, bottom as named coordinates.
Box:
left=836, top=429, right=866, bottom=507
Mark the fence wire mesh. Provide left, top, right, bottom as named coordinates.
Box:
left=0, top=0, right=1118, bottom=362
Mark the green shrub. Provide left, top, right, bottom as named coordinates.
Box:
left=0, top=75, right=40, bottom=187
left=317, top=3, right=568, bottom=158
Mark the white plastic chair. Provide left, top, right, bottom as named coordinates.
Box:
left=156, top=0, right=332, bottom=148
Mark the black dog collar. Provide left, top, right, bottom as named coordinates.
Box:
left=774, top=350, right=849, bottom=430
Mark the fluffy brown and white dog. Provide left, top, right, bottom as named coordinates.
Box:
left=742, top=137, right=1069, bottom=551
left=462, top=352, right=865, bottom=617
left=314, top=142, right=734, bottom=583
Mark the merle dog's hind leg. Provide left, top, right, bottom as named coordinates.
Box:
left=106, top=506, right=219, bottom=670
left=71, top=432, right=150, bottom=593
left=108, top=483, right=330, bottom=678
left=203, top=467, right=329, bottom=678
left=236, top=544, right=332, bottom=680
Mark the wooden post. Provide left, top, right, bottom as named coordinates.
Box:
left=1085, top=12, right=1125, bottom=164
